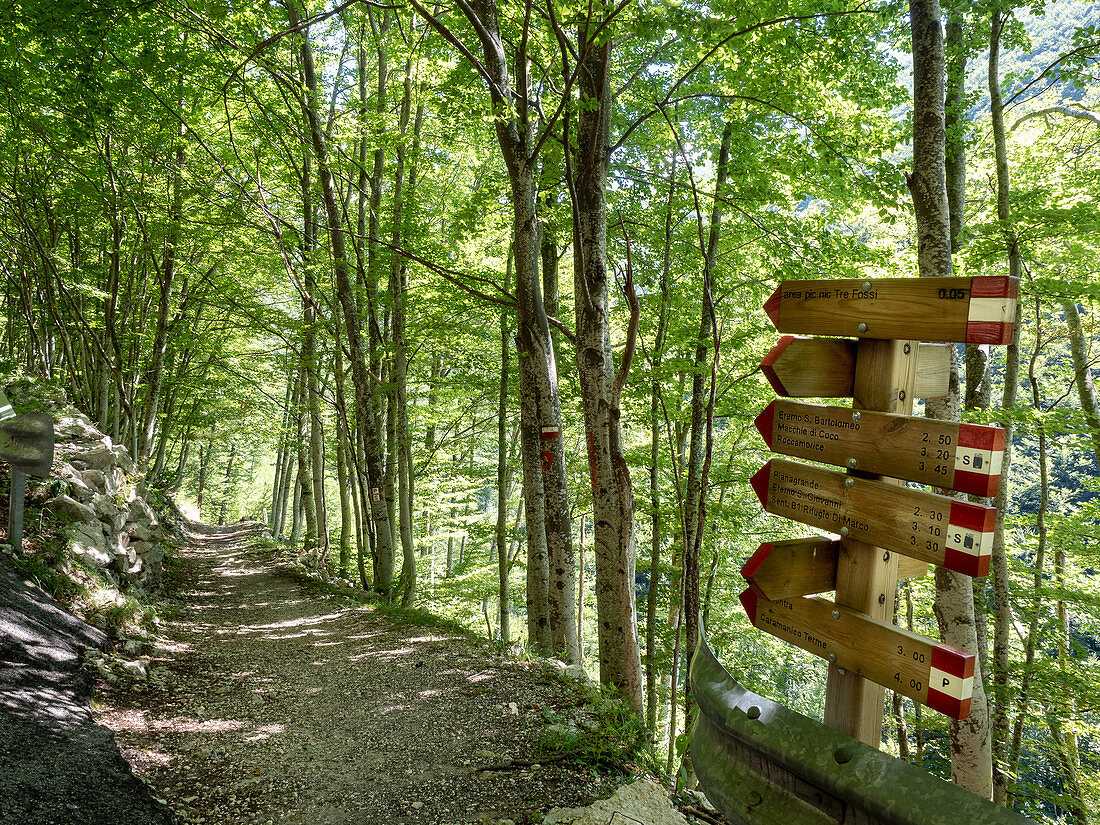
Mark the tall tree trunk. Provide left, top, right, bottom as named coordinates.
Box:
left=391, top=54, right=416, bottom=606
left=137, top=74, right=185, bottom=467
left=497, top=255, right=513, bottom=645
left=1007, top=314, right=1049, bottom=795
left=301, top=149, right=329, bottom=564
left=910, top=0, right=991, bottom=795
left=538, top=200, right=578, bottom=664
left=571, top=26, right=641, bottom=710
left=988, top=4, right=1025, bottom=804
left=647, top=151, right=675, bottom=735
left=682, top=122, right=732, bottom=755
left=286, top=0, right=394, bottom=592
left=219, top=442, right=237, bottom=526
left=196, top=442, right=211, bottom=516
left=1063, top=300, right=1100, bottom=468
left=295, top=361, right=317, bottom=550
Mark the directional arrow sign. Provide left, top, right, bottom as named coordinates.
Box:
left=763, top=276, right=1018, bottom=345
left=739, top=589, right=975, bottom=719
left=750, top=458, right=994, bottom=577
left=755, top=400, right=1005, bottom=497
left=760, top=337, right=950, bottom=399
left=741, top=538, right=929, bottom=601
left=0, top=412, right=55, bottom=477
left=740, top=537, right=840, bottom=600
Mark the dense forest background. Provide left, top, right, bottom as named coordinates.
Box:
left=1, top=0, right=1099, bottom=820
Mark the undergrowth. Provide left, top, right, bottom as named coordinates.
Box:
left=538, top=685, right=652, bottom=774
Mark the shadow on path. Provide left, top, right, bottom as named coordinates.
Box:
left=96, top=523, right=610, bottom=825
left=0, top=551, right=174, bottom=825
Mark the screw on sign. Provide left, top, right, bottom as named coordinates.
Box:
left=760, top=336, right=953, bottom=400
left=751, top=459, right=995, bottom=577
left=763, top=276, right=1018, bottom=344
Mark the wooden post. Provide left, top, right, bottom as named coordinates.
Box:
left=823, top=339, right=917, bottom=746
left=8, top=468, right=25, bottom=551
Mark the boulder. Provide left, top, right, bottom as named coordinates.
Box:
left=77, top=443, right=117, bottom=472
left=57, top=466, right=95, bottom=504
left=92, top=494, right=126, bottom=532
left=71, top=539, right=111, bottom=567
left=45, top=495, right=100, bottom=529
left=545, top=779, right=687, bottom=825
left=55, top=414, right=99, bottom=440
left=113, top=446, right=136, bottom=474
left=81, top=469, right=109, bottom=495
left=126, top=521, right=161, bottom=543
left=127, top=498, right=158, bottom=528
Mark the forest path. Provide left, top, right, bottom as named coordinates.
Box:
left=95, top=523, right=612, bottom=825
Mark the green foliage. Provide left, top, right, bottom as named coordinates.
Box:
left=538, top=686, right=650, bottom=773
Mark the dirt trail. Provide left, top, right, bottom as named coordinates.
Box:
left=96, top=524, right=614, bottom=825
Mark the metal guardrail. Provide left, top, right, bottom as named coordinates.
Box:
left=690, top=623, right=1037, bottom=825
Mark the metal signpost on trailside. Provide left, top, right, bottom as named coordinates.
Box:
left=0, top=389, right=55, bottom=550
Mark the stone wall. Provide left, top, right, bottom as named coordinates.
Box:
left=24, top=407, right=169, bottom=595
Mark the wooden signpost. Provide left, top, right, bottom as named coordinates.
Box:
left=750, top=458, right=995, bottom=577
left=761, top=337, right=952, bottom=400
left=743, top=275, right=1018, bottom=743
left=740, top=537, right=928, bottom=601
left=763, top=276, right=1018, bottom=344
left=755, top=399, right=1005, bottom=497
left=738, top=590, right=976, bottom=719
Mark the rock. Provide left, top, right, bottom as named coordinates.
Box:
left=116, top=451, right=136, bottom=474
left=71, top=528, right=111, bottom=566
left=547, top=779, right=688, bottom=825
left=76, top=442, right=117, bottom=471
left=55, top=414, right=99, bottom=440
left=93, top=493, right=127, bottom=532
left=127, top=521, right=162, bottom=543
left=81, top=469, right=109, bottom=495
left=46, top=495, right=100, bottom=528
left=120, top=659, right=149, bottom=679
left=57, top=465, right=95, bottom=503
left=127, top=498, right=159, bottom=528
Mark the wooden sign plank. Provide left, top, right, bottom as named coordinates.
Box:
left=763, top=276, right=1018, bottom=344
left=739, top=589, right=975, bottom=719
left=740, top=538, right=930, bottom=601
left=750, top=458, right=994, bottom=577
left=755, top=400, right=1005, bottom=498
left=740, top=537, right=840, bottom=600
left=761, top=337, right=950, bottom=399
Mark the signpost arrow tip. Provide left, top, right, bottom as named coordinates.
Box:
left=739, top=588, right=758, bottom=625
left=753, top=401, right=775, bottom=449
left=764, top=285, right=782, bottom=329
left=749, top=462, right=772, bottom=508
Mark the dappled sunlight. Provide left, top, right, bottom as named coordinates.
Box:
left=244, top=613, right=346, bottom=631
left=243, top=723, right=285, bottom=743
left=101, top=709, right=247, bottom=736
left=377, top=704, right=411, bottom=715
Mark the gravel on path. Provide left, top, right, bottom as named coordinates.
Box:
left=95, top=523, right=616, bottom=825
